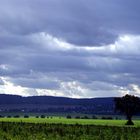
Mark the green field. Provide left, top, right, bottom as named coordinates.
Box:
left=0, top=117, right=140, bottom=126
left=0, top=118, right=140, bottom=139
left=0, top=121, right=140, bottom=140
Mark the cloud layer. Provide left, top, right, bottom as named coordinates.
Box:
left=0, top=0, right=140, bottom=97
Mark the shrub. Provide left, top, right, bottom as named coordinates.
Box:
left=14, top=115, right=20, bottom=118
left=101, top=116, right=106, bottom=119
left=92, top=115, right=97, bottom=119
left=75, top=116, right=80, bottom=119
left=40, top=115, right=45, bottom=118
left=81, top=116, right=89, bottom=119
left=101, top=116, right=113, bottom=120
left=24, top=115, right=29, bottom=118
left=107, top=117, right=113, bottom=120
left=66, top=115, right=72, bottom=119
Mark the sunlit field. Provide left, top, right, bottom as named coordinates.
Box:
left=0, top=117, right=140, bottom=139
left=0, top=117, right=140, bottom=126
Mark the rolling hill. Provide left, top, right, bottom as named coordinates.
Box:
left=0, top=94, right=115, bottom=115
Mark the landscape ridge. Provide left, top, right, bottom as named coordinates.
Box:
left=0, top=94, right=114, bottom=115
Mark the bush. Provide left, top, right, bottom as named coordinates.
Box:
left=101, top=116, right=113, bottom=120
left=66, top=115, right=72, bottom=119
left=40, top=115, right=45, bottom=118
left=107, top=117, right=113, bottom=120
left=101, top=116, right=106, bottom=119
left=14, top=115, right=20, bottom=118
left=75, top=116, right=80, bottom=119
left=92, top=115, right=97, bottom=119
left=115, top=117, right=121, bottom=120
left=24, top=115, right=29, bottom=118
left=81, top=116, right=89, bottom=119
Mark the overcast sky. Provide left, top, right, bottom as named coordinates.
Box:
left=0, top=0, right=140, bottom=98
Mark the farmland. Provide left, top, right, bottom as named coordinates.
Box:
left=0, top=117, right=140, bottom=126
left=0, top=121, right=140, bottom=140
left=0, top=118, right=140, bottom=140
left=0, top=95, right=139, bottom=139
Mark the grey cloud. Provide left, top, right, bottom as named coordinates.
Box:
left=0, top=78, right=4, bottom=85
left=10, top=76, right=60, bottom=90
left=1, top=0, right=140, bottom=46
left=0, top=0, right=140, bottom=97
left=0, top=40, right=140, bottom=90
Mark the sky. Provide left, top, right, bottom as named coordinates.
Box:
left=0, top=0, right=140, bottom=98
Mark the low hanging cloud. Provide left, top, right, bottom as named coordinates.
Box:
left=1, top=0, right=140, bottom=46
left=0, top=0, right=140, bottom=97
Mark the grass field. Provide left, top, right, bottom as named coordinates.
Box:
left=0, top=122, right=140, bottom=140
left=0, top=117, right=140, bottom=126
left=0, top=118, right=140, bottom=139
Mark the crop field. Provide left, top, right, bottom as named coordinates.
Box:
left=0, top=117, right=140, bottom=140
left=0, top=121, right=140, bottom=140
left=0, top=117, right=140, bottom=126
left=0, top=118, right=140, bottom=139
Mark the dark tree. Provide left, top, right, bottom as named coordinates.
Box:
left=114, top=94, right=140, bottom=125
left=75, top=116, right=80, bottom=119
left=24, top=115, right=29, bottom=118
left=81, top=116, right=89, bottom=119
left=66, top=115, right=72, bottom=119
left=14, top=115, right=20, bottom=118
left=40, top=115, right=45, bottom=118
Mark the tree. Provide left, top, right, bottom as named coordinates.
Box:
left=40, top=115, right=45, bottom=118
left=24, top=115, right=29, bottom=118
left=114, top=94, right=140, bottom=125
left=66, top=115, right=72, bottom=119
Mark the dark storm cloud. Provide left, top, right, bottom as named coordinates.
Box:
left=1, top=0, right=140, bottom=46
left=0, top=0, right=140, bottom=97
left=10, top=76, right=60, bottom=90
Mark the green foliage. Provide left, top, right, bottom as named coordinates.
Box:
left=114, top=94, right=140, bottom=125
left=66, top=115, right=72, bottom=119
left=0, top=122, right=140, bottom=140
left=40, top=115, right=45, bottom=118
left=1, top=117, right=140, bottom=126
left=24, top=115, right=29, bottom=118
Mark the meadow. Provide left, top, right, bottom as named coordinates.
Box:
left=0, top=117, right=140, bottom=140
left=0, top=117, right=140, bottom=126
left=0, top=121, right=140, bottom=140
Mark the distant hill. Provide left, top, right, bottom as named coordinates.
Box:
left=0, top=94, right=115, bottom=115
